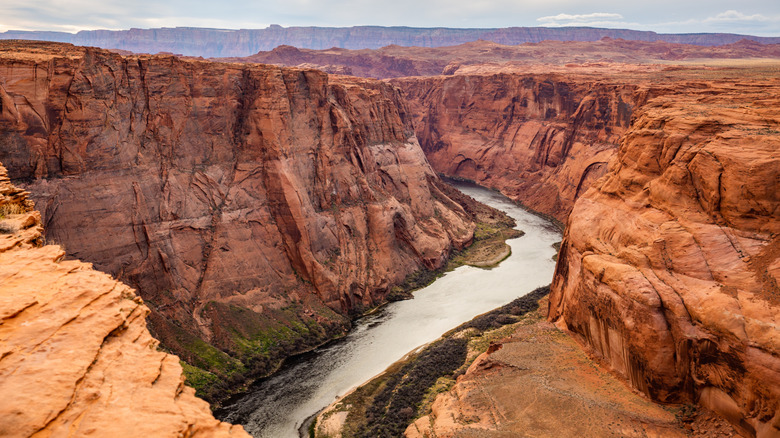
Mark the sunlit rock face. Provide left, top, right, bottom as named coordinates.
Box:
left=550, top=78, right=780, bottom=437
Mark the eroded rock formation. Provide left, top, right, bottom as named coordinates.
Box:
left=393, top=73, right=650, bottom=222
left=0, top=162, right=249, bottom=437
left=0, top=40, right=475, bottom=396
left=549, top=78, right=780, bottom=436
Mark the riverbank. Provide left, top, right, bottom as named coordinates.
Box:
left=201, top=179, right=523, bottom=408
left=311, top=287, right=551, bottom=437
left=313, top=291, right=739, bottom=438
left=215, top=181, right=562, bottom=437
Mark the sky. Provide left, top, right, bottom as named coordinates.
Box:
left=1, top=0, right=779, bottom=36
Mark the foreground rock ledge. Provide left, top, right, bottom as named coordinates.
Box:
left=0, top=162, right=248, bottom=437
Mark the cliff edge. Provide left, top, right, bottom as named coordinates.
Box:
left=550, top=75, right=780, bottom=436
left=0, top=40, right=475, bottom=400
left=0, top=162, right=249, bottom=437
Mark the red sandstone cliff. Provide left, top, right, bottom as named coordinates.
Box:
left=549, top=78, right=780, bottom=437
left=393, top=73, right=650, bottom=223
left=0, top=41, right=475, bottom=397
left=0, top=162, right=249, bottom=437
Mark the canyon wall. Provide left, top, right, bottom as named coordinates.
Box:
left=0, top=163, right=249, bottom=437
left=549, top=79, right=780, bottom=436
left=393, top=73, right=651, bottom=223
left=0, top=40, right=475, bottom=397
left=3, top=26, right=780, bottom=57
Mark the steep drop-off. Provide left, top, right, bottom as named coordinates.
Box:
left=550, top=77, right=780, bottom=436
left=393, top=72, right=651, bottom=222
left=0, top=162, right=249, bottom=437
left=0, top=40, right=475, bottom=399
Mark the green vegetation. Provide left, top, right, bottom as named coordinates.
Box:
left=552, top=241, right=562, bottom=261
left=359, top=338, right=467, bottom=437
left=446, top=221, right=523, bottom=270
left=171, top=298, right=349, bottom=405
left=180, top=361, right=220, bottom=393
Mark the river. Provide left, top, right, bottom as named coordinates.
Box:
left=216, top=181, right=562, bottom=437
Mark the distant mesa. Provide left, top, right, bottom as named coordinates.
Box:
left=1, top=25, right=779, bottom=57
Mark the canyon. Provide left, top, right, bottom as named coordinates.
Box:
left=0, top=40, right=475, bottom=402
left=0, top=33, right=778, bottom=438
left=2, top=25, right=780, bottom=58
left=0, top=163, right=249, bottom=436
left=248, top=41, right=777, bottom=436
left=380, top=67, right=780, bottom=438
left=227, top=39, right=780, bottom=222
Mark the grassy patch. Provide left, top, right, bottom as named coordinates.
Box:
left=180, top=361, right=220, bottom=394
left=552, top=241, right=562, bottom=261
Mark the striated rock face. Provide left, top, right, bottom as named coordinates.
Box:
left=393, top=73, right=650, bottom=223
left=0, top=162, right=249, bottom=437
left=2, top=26, right=779, bottom=57
left=549, top=79, right=780, bottom=436
left=0, top=40, right=474, bottom=395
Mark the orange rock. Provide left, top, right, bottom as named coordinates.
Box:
left=550, top=79, right=780, bottom=436
left=406, top=310, right=694, bottom=438
left=0, top=162, right=249, bottom=437
left=0, top=40, right=475, bottom=394
left=393, top=73, right=649, bottom=222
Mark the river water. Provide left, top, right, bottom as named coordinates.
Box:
left=217, top=181, right=562, bottom=437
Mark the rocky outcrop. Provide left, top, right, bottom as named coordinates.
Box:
left=549, top=79, right=780, bottom=436
left=393, top=73, right=651, bottom=222
left=0, top=40, right=475, bottom=398
left=0, top=161, right=249, bottom=437
left=406, top=303, right=706, bottom=438
left=2, top=26, right=779, bottom=57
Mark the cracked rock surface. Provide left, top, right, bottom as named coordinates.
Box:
left=0, top=161, right=249, bottom=437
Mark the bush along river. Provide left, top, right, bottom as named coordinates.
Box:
left=216, top=180, right=562, bottom=437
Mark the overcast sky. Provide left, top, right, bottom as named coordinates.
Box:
left=1, top=0, right=778, bottom=36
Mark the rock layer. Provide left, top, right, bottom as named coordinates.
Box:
left=0, top=40, right=474, bottom=394
left=0, top=162, right=249, bottom=437
left=549, top=78, right=780, bottom=436
left=225, top=39, right=780, bottom=80
left=393, top=73, right=650, bottom=222
left=2, top=26, right=779, bottom=57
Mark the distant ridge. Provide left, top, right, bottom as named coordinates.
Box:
left=2, top=25, right=779, bottom=58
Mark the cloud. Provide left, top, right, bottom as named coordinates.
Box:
left=649, top=9, right=780, bottom=35
left=537, top=12, right=624, bottom=24
left=535, top=12, right=634, bottom=29
left=703, top=10, right=770, bottom=23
